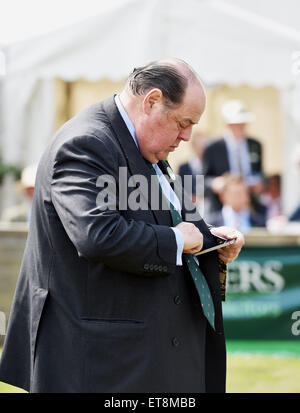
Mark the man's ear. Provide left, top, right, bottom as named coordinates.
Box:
left=143, top=88, right=164, bottom=114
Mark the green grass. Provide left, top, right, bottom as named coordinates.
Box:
left=227, top=340, right=300, bottom=358
left=1, top=342, right=300, bottom=393
left=226, top=340, right=300, bottom=393
left=226, top=354, right=300, bottom=393
left=0, top=381, right=26, bottom=393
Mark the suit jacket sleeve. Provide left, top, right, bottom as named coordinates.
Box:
left=50, top=134, right=177, bottom=276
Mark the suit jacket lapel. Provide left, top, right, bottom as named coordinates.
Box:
left=102, top=96, right=172, bottom=227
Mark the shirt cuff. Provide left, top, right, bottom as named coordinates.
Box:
left=171, top=227, right=184, bottom=266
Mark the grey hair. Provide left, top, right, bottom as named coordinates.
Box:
left=127, top=60, right=190, bottom=108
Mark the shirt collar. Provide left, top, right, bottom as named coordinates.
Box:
left=114, top=95, right=166, bottom=173
left=114, top=94, right=139, bottom=149
left=222, top=205, right=250, bottom=232
left=224, top=128, right=246, bottom=148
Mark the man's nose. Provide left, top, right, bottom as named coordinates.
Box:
left=178, top=126, right=193, bottom=141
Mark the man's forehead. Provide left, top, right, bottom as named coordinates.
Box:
left=182, top=84, right=206, bottom=115
left=175, top=100, right=205, bottom=124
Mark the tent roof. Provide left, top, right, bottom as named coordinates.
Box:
left=3, top=0, right=300, bottom=88
left=0, top=0, right=127, bottom=46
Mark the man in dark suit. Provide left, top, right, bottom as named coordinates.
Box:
left=0, top=59, right=244, bottom=393
left=202, top=100, right=263, bottom=216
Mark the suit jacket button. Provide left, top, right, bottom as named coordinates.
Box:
left=163, top=266, right=168, bottom=272
left=153, top=264, right=159, bottom=271
left=144, top=264, right=149, bottom=270
left=158, top=265, right=163, bottom=271
left=149, top=264, right=154, bottom=271
left=174, top=295, right=182, bottom=305
left=172, top=337, right=180, bottom=347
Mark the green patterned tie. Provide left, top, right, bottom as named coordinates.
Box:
left=147, top=161, right=215, bottom=330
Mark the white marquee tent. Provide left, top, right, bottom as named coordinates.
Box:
left=1, top=0, right=300, bottom=212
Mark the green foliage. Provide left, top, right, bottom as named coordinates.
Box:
left=0, top=160, right=21, bottom=184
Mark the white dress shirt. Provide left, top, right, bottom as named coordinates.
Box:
left=222, top=205, right=251, bottom=234
left=224, top=129, right=251, bottom=177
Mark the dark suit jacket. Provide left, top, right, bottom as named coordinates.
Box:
left=0, top=96, right=226, bottom=393
left=202, top=137, right=262, bottom=212
left=289, top=204, right=300, bottom=221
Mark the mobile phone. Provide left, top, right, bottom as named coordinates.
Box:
left=194, top=235, right=236, bottom=256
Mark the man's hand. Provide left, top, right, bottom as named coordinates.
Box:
left=175, top=222, right=203, bottom=254
left=210, top=226, right=245, bottom=263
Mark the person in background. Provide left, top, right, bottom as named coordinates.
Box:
left=202, top=99, right=264, bottom=216
left=267, top=145, right=300, bottom=229
left=178, top=131, right=208, bottom=212
left=289, top=204, right=300, bottom=221
left=289, top=145, right=300, bottom=221
left=260, top=174, right=282, bottom=221
left=208, top=174, right=266, bottom=233
left=1, top=164, right=37, bottom=224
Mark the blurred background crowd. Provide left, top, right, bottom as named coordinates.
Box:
left=2, top=97, right=300, bottom=237
left=177, top=99, right=300, bottom=234
left=1, top=0, right=300, bottom=236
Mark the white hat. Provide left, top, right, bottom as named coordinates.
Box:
left=21, top=164, right=37, bottom=188
left=221, top=100, right=255, bottom=124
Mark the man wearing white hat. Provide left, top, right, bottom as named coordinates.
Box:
left=1, top=164, right=37, bottom=223
left=202, top=99, right=263, bottom=216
